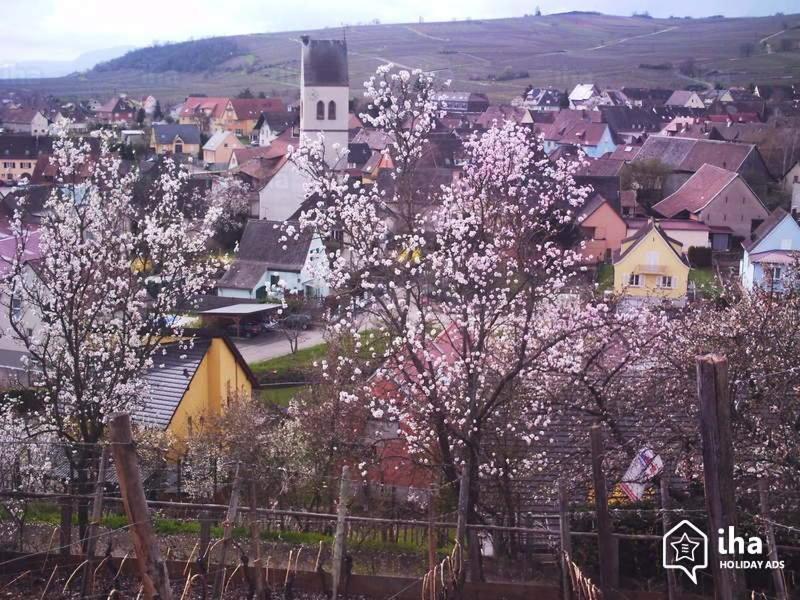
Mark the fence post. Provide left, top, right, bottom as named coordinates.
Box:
left=249, top=481, right=265, bottom=598
left=558, top=480, right=572, bottom=600
left=428, top=485, right=437, bottom=573
left=108, top=413, right=172, bottom=600
left=659, top=463, right=678, bottom=600
left=199, top=511, right=212, bottom=559
left=59, top=496, right=73, bottom=556
left=331, top=465, right=351, bottom=600
left=80, top=444, right=109, bottom=598
left=758, top=478, right=788, bottom=600
left=590, top=424, right=618, bottom=596
left=696, top=354, right=740, bottom=599
left=214, top=462, right=242, bottom=597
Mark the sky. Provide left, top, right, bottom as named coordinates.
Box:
left=0, top=0, right=796, bottom=64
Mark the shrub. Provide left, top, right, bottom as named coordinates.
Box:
left=688, top=246, right=712, bottom=268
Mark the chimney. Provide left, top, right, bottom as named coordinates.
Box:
left=300, top=35, right=310, bottom=45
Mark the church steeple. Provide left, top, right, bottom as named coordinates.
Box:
left=299, top=36, right=350, bottom=167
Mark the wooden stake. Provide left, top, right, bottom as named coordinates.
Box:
left=81, top=444, right=109, bottom=598
left=659, top=463, right=678, bottom=600
left=59, top=496, right=73, bottom=556
left=108, top=413, right=172, bottom=600
left=558, top=480, right=572, bottom=600
left=331, top=465, right=351, bottom=600
left=696, top=354, right=740, bottom=599
left=249, top=481, right=264, bottom=598
left=590, top=424, right=617, bottom=596
left=213, top=462, right=242, bottom=597
left=758, top=478, right=788, bottom=600
left=427, top=485, right=437, bottom=573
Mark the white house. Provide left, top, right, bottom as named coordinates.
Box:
left=216, top=219, right=329, bottom=300
left=568, top=84, right=600, bottom=110
left=665, top=90, right=705, bottom=109
left=740, top=208, right=800, bottom=293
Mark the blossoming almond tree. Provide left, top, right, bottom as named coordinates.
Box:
left=290, top=65, right=601, bottom=581
left=0, top=130, right=221, bottom=540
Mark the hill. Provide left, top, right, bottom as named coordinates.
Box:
left=1, top=12, right=799, bottom=103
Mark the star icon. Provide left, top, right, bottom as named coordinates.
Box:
left=671, top=533, right=700, bottom=563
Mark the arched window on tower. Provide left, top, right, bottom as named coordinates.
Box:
left=316, top=100, right=325, bottom=120
left=328, top=100, right=336, bottom=120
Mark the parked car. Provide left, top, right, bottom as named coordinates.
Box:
left=227, top=321, right=263, bottom=338
left=280, top=314, right=312, bottom=330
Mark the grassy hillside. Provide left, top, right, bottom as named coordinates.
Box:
left=1, top=12, right=799, bottom=104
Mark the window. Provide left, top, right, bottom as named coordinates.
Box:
left=328, top=100, right=336, bottom=120
left=659, top=275, right=673, bottom=289
left=270, top=274, right=280, bottom=288
left=10, top=291, right=22, bottom=322
left=794, top=175, right=799, bottom=183
left=628, top=273, right=641, bottom=287
left=316, top=100, right=325, bottom=120
left=175, top=143, right=183, bottom=154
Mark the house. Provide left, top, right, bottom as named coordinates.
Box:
left=665, top=91, right=705, bottom=109
left=150, top=124, right=201, bottom=156
left=613, top=219, right=690, bottom=304
left=216, top=219, right=329, bottom=299
left=137, top=335, right=257, bottom=442
left=598, top=106, right=662, bottom=144
left=740, top=208, right=800, bottom=293
left=221, top=98, right=286, bottom=137
left=619, top=88, right=674, bottom=108
left=0, top=136, right=53, bottom=183
left=625, top=217, right=713, bottom=250
left=568, top=84, right=601, bottom=110
left=475, top=105, right=532, bottom=129
left=523, top=87, right=565, bottom=112
left=652, top=164, right=769, bottom=241
left=253, top=111, right=297, bottom=146
left=139, top=95, right=158, bottom=116
left=432, top=91, right=490, bottom=114
left=202, top=130, right=245, bottom=167
left=782, top=160, right=800, bottom=194
left=178, top=96, right=229, bottom=133
left=0, top=108, right=50, bottom=136
left=542, top=119, right=618, bottom=158
left=576, top=194, right=627, bottom=264
left=95, top=96, right=138, bottom=124
left=634, top=136, right=773, bottom=196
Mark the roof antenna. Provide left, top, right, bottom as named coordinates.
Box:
left=343, top=25, right=347, bottom=43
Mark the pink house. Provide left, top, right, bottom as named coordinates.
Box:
left=577, top=194, right=628, bottom=263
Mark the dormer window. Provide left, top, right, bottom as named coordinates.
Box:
left=316, top=101, right=325, bottom=120
left=328, top=101, right=336, bottom=120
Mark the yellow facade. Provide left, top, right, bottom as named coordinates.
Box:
left=166, top=338, right=254, bottom=442
left=613, top=224, right=690, bottom=300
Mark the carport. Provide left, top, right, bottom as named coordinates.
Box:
left=198, top=303, right=282, bottom=337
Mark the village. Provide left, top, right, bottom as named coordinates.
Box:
left=0, top=24, right=798, bottom=600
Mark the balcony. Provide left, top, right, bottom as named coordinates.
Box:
left=634, top=263, right=668, bottom=275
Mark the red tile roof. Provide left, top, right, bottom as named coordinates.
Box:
left=228, top=98, right=285, bottom=120
left=652, top=164, right=738, bottom=218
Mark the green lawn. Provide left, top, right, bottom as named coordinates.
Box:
left=689, top=267, right=721, bottom=296
left=249, top=342, right=328, bottom=377
left=259, top=385, right=308, bottom=407
left=596, top=264, right=614, bottom=292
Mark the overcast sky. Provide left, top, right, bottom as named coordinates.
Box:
left=1, top=0, right=796, bottom=62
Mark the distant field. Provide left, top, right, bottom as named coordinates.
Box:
left=1, top=12, right=799, bottom=104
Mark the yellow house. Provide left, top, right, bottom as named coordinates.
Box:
left=139, top=336, right=256, bottom=443
left=613, top=219, right=690, bottom=303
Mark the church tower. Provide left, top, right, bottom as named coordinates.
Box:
left=299, top=36, right=349, bottom=167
